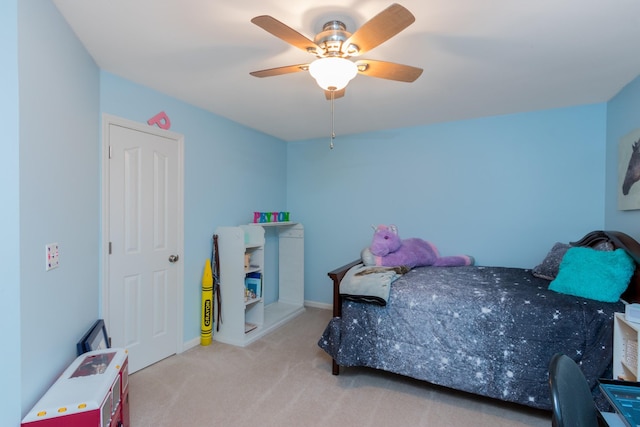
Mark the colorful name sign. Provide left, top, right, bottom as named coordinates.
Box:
left=253, top=211, right=290, bottom=223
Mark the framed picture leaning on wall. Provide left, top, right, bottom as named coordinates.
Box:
left=618, top=128, right=640, bottom=210
left=76, top=319, right=110, bottom=355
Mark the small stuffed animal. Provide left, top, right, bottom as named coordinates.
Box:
left=361, top=224, right=474, bottom=269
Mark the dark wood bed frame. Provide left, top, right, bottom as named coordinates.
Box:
left=327, top=230, right=640, bottom=375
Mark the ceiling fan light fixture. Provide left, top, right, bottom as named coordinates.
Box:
left=309, top=57, right=358, bottom=91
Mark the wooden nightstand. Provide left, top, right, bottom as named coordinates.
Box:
left=613, top=312, right=640, bottom=381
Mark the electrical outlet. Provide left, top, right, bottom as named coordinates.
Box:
left=46, top=243, right=59, bottom=271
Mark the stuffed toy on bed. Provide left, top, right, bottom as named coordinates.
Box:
left=361, top=224, right=474, bottom=269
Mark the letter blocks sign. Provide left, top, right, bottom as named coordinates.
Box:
left=253, top=211, right=290, bottom=223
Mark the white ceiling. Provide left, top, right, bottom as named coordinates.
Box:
left=52, top=0, right=640, bottom=142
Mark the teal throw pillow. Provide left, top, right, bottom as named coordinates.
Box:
left=549, top=247, right=635, bottom=302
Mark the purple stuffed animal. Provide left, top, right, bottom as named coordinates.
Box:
left=361, top=224, right=474, bottom=269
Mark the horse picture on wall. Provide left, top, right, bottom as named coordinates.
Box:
left=618, top=129, right=640, bottom=210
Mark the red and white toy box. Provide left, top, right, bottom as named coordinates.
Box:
left=22, top=348, right=129, bottom=427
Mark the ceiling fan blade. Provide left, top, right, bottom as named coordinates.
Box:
left=251, top=15, right=322, bottom=54
left=345, top=4, right=415, bottom=56
left=324, top=88, right=346, bottom=100
left=250, top=63, right=309, bottom=78
left=356, top=59, right=423, bottom=82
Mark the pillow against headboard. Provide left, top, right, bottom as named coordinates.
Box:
left=532, top=242, right=570, bottom=280
left=548, top=247, right=634, bottom=302
left=532, top=240, right=614, bottom=281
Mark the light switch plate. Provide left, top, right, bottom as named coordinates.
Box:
left=46, top=243, right=59, bottom=271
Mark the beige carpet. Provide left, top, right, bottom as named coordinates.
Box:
left=128, top=307, right=550, bottom=426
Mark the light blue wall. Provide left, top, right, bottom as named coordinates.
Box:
left=7, top=2, right=639, bottom=424
left=17, top=0, right=101, bottom=418
left=100, top=72, right=287, bottom=345
left=605, top=75, right=640, bottom=236
left=0, top=1, right=22, bottom=426
left=288, top=105, right=607, bottom=304
left=10, top=4, right=287, bottom=421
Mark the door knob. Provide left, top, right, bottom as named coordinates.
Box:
left=169, top=254, right=179, bottom=263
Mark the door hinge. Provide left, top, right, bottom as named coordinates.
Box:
left=109, top=146, right=112, bottom=159
left=109, top=241, right=112, bottom=255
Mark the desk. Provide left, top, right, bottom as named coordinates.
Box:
left=600, top=378, right=640, bottom=427
left=601, top=411, right=625, bottom=427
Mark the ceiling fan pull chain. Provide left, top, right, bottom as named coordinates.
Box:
left=330, top=90, right=335, bottom=149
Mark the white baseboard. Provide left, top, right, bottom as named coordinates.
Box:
left=182, top=336, right=201, bottom=352
left=304, top=300, right=332, bottom=310
left=182, top=301, right=332, bottom=351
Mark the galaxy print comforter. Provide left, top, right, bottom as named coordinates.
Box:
left=318, top=265, right=624, bottom=410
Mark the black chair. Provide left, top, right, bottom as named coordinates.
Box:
left=548, top=353, right=608, bottom=427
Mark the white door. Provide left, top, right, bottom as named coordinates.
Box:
left=103, top=115, right=184, bottom=373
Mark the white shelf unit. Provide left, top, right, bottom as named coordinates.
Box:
left=613, top=312, right=640, bottom=381
left=214, top=223, right=305, bottom=346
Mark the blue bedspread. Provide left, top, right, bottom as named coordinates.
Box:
left=318, top=265, right=624, bottom=410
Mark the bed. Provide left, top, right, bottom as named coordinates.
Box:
left=318, top=230, right=640, bottom=410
